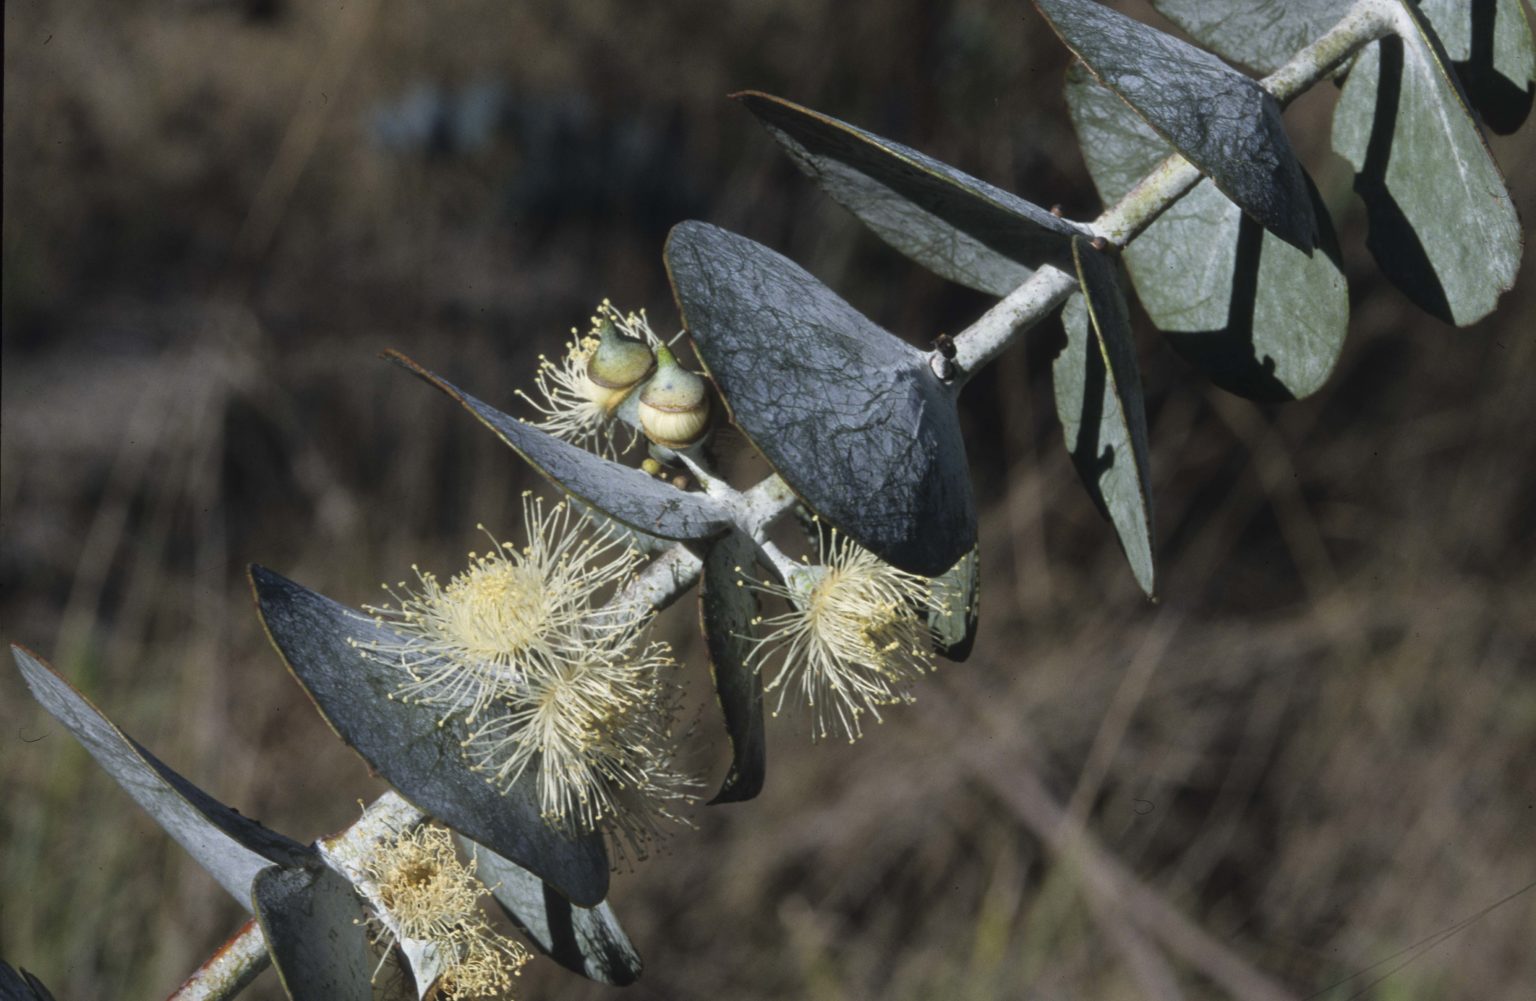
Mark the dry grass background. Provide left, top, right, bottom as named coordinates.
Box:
left=3, top=1, right=1534, bottom=999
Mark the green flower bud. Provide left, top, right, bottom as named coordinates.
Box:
left=639, top=344, right=712, bottom=449
left=582, top=317, right=656, bottom=413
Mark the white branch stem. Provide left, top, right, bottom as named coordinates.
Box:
left=756, top=537, right=811, bottom=587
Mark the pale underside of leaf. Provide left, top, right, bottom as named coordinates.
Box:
left=1332, top=4, right=1523, bottom=325
left=928, top=546, right=980, bottom=662
left=1054, top=240, right=1156, bottom=597
left=1149, top=0, right=1350, bottom=75
left=1402, top=0, right=1534, bottom=132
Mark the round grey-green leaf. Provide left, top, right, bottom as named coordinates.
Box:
left=1404, top=0, right=1533, bottom=133
left=665, top=221, right=976, bottom=578
left=1332, top=4, right=1523, bottom=325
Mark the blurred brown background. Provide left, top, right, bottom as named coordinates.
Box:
left=3, top=1, right=1533, bottom=999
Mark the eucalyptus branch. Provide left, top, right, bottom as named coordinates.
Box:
left=950, top=0, right=1396, bottom=380
left=609, top=470, right=799, bottom=615
left=164, top=1, right=1474, bottom=994
left=756, top=537, right=812, bottom=587
left=168, top=795, right=443, bottom=1000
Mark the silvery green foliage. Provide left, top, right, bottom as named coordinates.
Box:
left=1331, top=0, right=1525, bottom=324
left=9, top=2, right=1531, bottom=998
left=10, top=644, right=629, bottom=999
left=665, top=220, right=977, bottom=578
left=743, top=0, right=1527, bottom=592
left=1056, top=239, right=1156, bottom=597
left=1035, top=0, right=1320, bottom=252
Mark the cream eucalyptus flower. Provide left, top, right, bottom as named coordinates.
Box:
left=362, top=823, right=532, bottom=1000
left=462, top=623, right=697, bottom=857
left=744, top=527, right=943, bottom=743
left=352, top=495, right=642, bottom=725
left=354, top=492, right=697, bottom=853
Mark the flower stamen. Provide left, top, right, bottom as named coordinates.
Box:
left=362, top=823, right=532, bottom=1000
left=742, top=526, right=942, bottom=743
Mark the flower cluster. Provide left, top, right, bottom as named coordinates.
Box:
left=354, top=493, right=696, bottom=852
left=362, top=823, right=532, bottom=1000
left=743, top=526, right=944, bottom=743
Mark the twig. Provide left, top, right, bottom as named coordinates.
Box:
left=167, top=919, right=269, bottom=1001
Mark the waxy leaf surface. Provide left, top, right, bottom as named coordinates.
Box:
left=467, top=837, right=643, bottom=986
left=665, top=221, right=976, bottom=578
left=387, top=351, right=734, bottom=542
left=11, top=646, right=310, bottom=905
left=250, top=566, right=611, bottom=907
left=929, top=548, right=980, bottom=661
left=1066, top=64, right=1347, bottom=401
left=1054, top=240, right=1155, bottom=597
left=1332, top=4, right=1523, bottom=325
left=699, top=530, right=765, bottom=803
left=736, top=91, right=1087, bottom=295
left=253, top=865, right=375, bottom=1001
left=1034, top=0, right=1317, bottom=251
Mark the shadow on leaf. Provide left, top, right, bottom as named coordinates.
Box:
left=1356, top=35, right=1455, bottom=324
left=1454, top=0, right=1534, bottom=134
